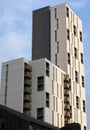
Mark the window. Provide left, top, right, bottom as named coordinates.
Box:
left=55, top=31, right=57, bottom=41
left=70, top=106, right=72, bottom=117
left=81, top=53, right=83, bottom=64
left=55, top=8, right=57, bottom=19
left=55, top=54, right=57, bottom=65
left=46, top=92, right=50, bottom=108
left=69, top=79, right=71, bottom=90
left=80, top=31, right=82, bottom=42
left=67, top=29, right=70, bottom=40
left=74, top=47, right=78, bottom=59
left=73, top=25, right=77, bottom=36
left=84, top=126, right=86, bottom=130
left=46, top=62, right=49, bottom=77
left=76, top=96, right=79, bottom=109
left=66, top=7, right=69, bottom=17
left=68, top=53, right=70, bottom=65
left=57, top=19, right=59, bottom=29
left=82, top=76, right=84, bottom=87
left=37, top=76, right=44, bottom=91
left=57, top=41, right=59, bottom=53
left=83, top=100, right=86, bottom=112
left=37, top=108, right=43, bottom=121
left=75, top=71, right=79, bottom=83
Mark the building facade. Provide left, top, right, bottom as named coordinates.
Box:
left=0, top=58, right=32, bottom=115
left=0, top=3, right=87, bottom=130
left=0, top=58, right=66, bottom=128
left=32, top=3, right=87, bottom=130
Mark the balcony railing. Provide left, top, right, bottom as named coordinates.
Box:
left=24, top=103, right=31, bottom=108
left=64, top=112, right=70, bottom=118
left=24, top=95, right=31, bottom=101
left=24, top=87, right=31, bottom=94
left=64, top=104, right=70, bottom=110
left=24, top=65, right=32, bottom=72
left=64, top=90, right=69, bottom=97
left=24, top=79, right=32, bottom=85
left=24, top=72, right=32, bottom=78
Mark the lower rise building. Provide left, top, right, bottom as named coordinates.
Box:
left=0, top=57, right=87, bottom=130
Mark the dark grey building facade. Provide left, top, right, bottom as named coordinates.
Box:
left=32, top=6, right=51, bottom=60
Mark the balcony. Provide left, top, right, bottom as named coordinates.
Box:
left=24, top=79, right=32, bottom=85
left=64, top=75, right=69, bottom=81
left=24, top=72, right=32, bottom=78
left=64, top=84, right=70, bottom=89
left=24, top=87, right=31, bottom=94
left=24, top=94, right=31, bottom=101
left=64, top=105, right=70, bottom=110
left=64, top=119, right=70, bottom=124
left=64, top=90, right=69, bottom=97
left=24, top=65, right=32, bottom=72
left=64, top=112, right=70, bottom=118
left=24, top=111, right=31, bottom=116
left=24, top=103, right=31, bottom=109
left=64, top=96, right=70, bottom=101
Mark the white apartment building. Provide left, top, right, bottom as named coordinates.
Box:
left=32, top=3, right=87, bottom=130
left=0, top=58, right=32, bottom=115
left=0, top=3, right=87, bottom=130
left=30, top=58, right=65, bottom=127
left=0, top=58, right=66, bottom=128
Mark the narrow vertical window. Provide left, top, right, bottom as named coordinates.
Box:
left=81, top=53, right=83, bottom=64
left=55, top=54, right=57, bottom=65
left=74, top=47, right=78, bottom=59
left=75, top=71, right=79, bottom=83
left=55, top=8, right=57, bottom=19
left=46, top=62, right=49, bottom=77
left=73, top=25, right=77, bottom=36
left=70, top=106, right=72, bottom=117
left=67, top=29, right=70, bottom=40
left=55, top=31, right=57, bottom=41
left=76, top=96, right=79, bottom=109
left=37, top=108, right=43, bottom=121
left=46, top=92, right=50, bottom=108
left=57, top=19, right=59, bottom=29
left=66, top=7, right=69, bottom=17
left=84, top=126, right=86, bottom=130
left=83, top=100, right=86, bottom=112
left=80, top=31, right=82, bottom=42
left=57, top=41, right=59, bottom=53
left=68, top=53, right=70, bottom=65
left=37, top=76, right=44, bottom=91
left=82, top=76, right=84, bottom=87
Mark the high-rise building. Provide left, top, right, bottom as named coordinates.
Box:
left=32, top=3, right=87, bottom=130
left=0, top=3, right=87, bottom=130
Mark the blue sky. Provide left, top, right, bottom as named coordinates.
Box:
left=0, top=0, right=90, bottom=129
